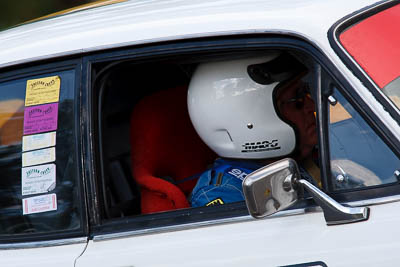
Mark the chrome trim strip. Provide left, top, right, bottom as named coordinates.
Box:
left=93, top=207, right=310, bottom=242
left=347, top=194, right=400, bottom=207
left=0, top=237, right=87, bottom=250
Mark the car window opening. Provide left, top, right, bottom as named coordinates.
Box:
left=94, top=47, right=400, bottom=222
left=93, top=49, right=326, bottom=221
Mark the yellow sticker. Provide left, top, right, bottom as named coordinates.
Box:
left=25, top=76, right=61, bottom=106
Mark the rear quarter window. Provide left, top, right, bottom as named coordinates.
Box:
left=0, top=69, right=82, bottom=238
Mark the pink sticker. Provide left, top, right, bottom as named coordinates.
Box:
left=23, top=103, right=58, bottom=135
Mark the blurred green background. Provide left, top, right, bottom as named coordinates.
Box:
left=0, top=0, right=98, bottom=31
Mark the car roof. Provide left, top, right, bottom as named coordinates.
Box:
left=0, top=0, right=379, bottom=69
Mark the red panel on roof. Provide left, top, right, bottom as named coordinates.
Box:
left=339, top=4, right=400, bottom=88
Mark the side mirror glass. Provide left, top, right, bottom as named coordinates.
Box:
left=243, top=158, right=370, bottom=225
left=242, top=158, right=302, bottom=218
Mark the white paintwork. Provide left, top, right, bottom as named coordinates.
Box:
left=0, top=240, right=87, bottom=267
left=2, top=0, right=400, bottom=266
left=77, top=201, right=400, bottom=267
left=0, top=0, right=377, bottom=69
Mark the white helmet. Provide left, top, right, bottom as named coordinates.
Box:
left=187, top=53, right=300, bottom=159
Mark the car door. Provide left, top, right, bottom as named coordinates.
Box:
left=0, top=60, right=88, bottom=266
left=76, top=14, right=400, bottom=266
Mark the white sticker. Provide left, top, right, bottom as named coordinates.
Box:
left=22, top=164, right=56, bottom=196
left=22, top=193, right=57, bottom=215
left=22, top=131, right=56, bottom=152
left=22, top=147, right=55, bottom=167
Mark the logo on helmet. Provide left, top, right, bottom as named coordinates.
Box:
left=241, top=140, right=280, bottom=153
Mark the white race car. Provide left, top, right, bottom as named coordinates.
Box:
left=0, top=0, right=399, bottom=266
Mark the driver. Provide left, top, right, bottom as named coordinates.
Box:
left=187, top=52, right=320, bottom=207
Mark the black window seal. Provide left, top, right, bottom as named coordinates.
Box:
left=328, top=0, right=400, bottom=131
left=0, top=58, right=88, bottom=244
left=83, top=33, right=400, bottom=236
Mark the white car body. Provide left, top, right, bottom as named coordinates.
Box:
left=1, top=0, right=399, bottom=266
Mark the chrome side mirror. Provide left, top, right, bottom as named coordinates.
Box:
left=242, top=158, right=302, bottom=218
left=243, top=158, right=370, bottom=225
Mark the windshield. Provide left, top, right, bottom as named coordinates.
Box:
left=339, top=4, right=400, bottom=107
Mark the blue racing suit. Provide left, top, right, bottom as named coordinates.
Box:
left=190, top=158, right=314, bottom=207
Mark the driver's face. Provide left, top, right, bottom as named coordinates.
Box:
left=275, top=79, right=317, bottom=160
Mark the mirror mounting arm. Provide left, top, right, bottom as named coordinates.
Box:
left=296, top=179, right=370, bottom=225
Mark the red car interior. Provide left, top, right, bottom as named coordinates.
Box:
left=130, top=86, right=215, bottom=214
